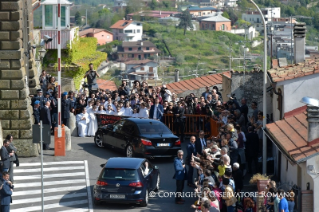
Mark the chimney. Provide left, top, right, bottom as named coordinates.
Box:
left=307, top=105, right=319, bottom=142
left=294, top=22, right=306, bottom=64
left=174, top=69, right=179, bottom=82
left=140, top=41, right=143, bottom=46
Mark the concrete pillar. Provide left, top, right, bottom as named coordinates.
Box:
left=69, top=112, right=77, bottom=136
left=306, top=156, right=319, bottom=212
left=64, top=126, right=71, bottom=151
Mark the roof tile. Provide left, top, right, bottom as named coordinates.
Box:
left=110, top=20, right=134, bottom=29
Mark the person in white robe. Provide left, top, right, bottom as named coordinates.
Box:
left=132, top=108, right=139, bottom=118
left=87, top=105, right=98, bottom=137
left=138, top=103, right=149, bottom=118
left=114, top=106, right=124, bottom=116
left=86, top=100, right=93, bottom=111
left=96, top=105, right=106, bottom=114
left=105, top=105, right=115, bottom=115
left=104, top=98, right=116, bottom=111
left=76, top=107, right=90, bottom=137
left=123, top=101, right=133, bottom=117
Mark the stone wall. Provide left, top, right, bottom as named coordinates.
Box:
left=0, top=0, right=39, bottom=156
left=230, top=71, right=273, bottom=118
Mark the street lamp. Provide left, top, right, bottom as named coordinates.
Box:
left=38, top=47, right=46, bottom=65
left=249, top=0, right=267, bottom=175
left=270, top=26, right=274, bottom=68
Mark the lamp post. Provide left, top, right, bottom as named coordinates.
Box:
left=250, top=0, right=267, bottom=175
left=270, top=26, right=274, bottom=68
left=38, top=47, right=46, bottom=65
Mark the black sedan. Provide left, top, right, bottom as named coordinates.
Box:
left=93, top=157, right=160, bottom=206
left=94, top=118, right=181, bottom=158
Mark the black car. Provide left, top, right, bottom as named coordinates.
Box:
left=94, top=118, right=181, bottom=158
left=93, top=157, right=160, bottom=206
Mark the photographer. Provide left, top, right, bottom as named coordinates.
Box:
left=83, top=63, right=100, bottom=91
left=118, top=80, right=130, bottom=96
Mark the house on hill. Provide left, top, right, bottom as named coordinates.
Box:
left=110, top=20, right=143, bottom=41
left=79, top=28, right=113, bottom=45
left=117, top=41, right=161, bottom=61
left=199, top=15, right=231, bottom=31
left=124, top=59, right=159, bottom=83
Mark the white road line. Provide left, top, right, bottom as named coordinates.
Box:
left=12, top=192, right=87, bottom=205
left=14, top=166, right=85, bottom=173
left=10, top=200, right=88, bottom=212
left=13, top=186, right=86, bottom=196
left=18, top=161, right=84, bottom=167
left=59, top=208, right=89, bottom=212
left=14, top=179, right=86, bottom=188
left=14, top=172, right=85, bottom=180
left=84, top=160, right=93, bottom=212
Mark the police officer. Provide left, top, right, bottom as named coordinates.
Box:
left=51, top=93, right=58, bottom=130
left=33, top=100, right=41, bottom=125
left=44, top=92, right=52, bottom=103
left=61, top=92, right=72, bottom=128
left=31, top=89, right=45, bottom=109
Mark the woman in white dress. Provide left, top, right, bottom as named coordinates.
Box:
left=76, top=107, right=90, bottom=137
left=123, top=101, right=133, bottom=117
left=87, top=105, right=98, bottom=137
left=138, top=102, right=149, bottom=118
left=132, top=108, right=139, bottom=118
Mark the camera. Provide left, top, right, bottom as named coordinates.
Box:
left=43, top=35, right=52, bottom=43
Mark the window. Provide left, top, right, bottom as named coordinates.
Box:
left=124, top=30, right=133, bottom=33
left=137, top=29, right=140, bottom=33
left=146, top=47, right=149, bottom=50
left=138, top=122, right=172, bottom=134
left=119, top=30, right=123, bottom=33
left=138, top=47, right=141, bottom=51
left=141, top=67, right=144, bottom=70
left=107, top=35, right=110, bottom=38
left=128, top=47, right=132, bottom=51
left=102, top=169, right=138, bottom=181
left=122, top=121, right=138, bottom=136
left=45, top=5, right=53, bottom=27
left=221, top=24, right=225, bottom=30
left=149, top=67, right=153, bottom=72
left=102, top=35, right=104, bottom=37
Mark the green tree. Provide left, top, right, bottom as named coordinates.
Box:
left=98, top=8, right=110, bottom=18
left=222, top=11, right=230, bottom=19
left=75, top=11, right=82, bottom=26
left=150, top=0, right=157, bottom=10
left=178, top=10, right=193, bottom=36
left=175, top=54, right=185, bottom=65
left=313, top=13, right=319, bottom=30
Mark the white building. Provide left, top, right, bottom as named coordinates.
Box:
left=224, top=0, right=238, bottom=7
left=242, top=7, right=280, bottom=32
left=110, top=20, right=143, bottom=42
left=230, top=26, right=256, bottom=40
left=125, top=59, right=159, bottom=83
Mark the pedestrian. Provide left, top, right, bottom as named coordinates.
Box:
left=61, top=92, right=72, bottom=128
left=6, top=134, right=17, bottom=183
left=186, top=136, right=197, bottom=188
left=173, top=150, right=187, bottom=204
left=40, top=101, right=52, bottom=150
left=195, top=130, right=207, bottom=155
left=33, top=100, right=41, bottom=125
left=245, top=126, right=259, bottom=174
left=232, top=163, right=243, bottom=193
left=31, top=89, right=45, bottom=109
left=0, top=140, right=13, bottom=172
left=0, top=172, right=13, bottom=212
left=173, top=101, right=185, bottom=142
left=278, top=189, right=289, bottom=212
left=149, top=97, right=164, bottom=121
left=84, top=63, right=100, bottom=92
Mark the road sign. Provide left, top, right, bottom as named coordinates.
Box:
left=32, top=124, right=51, bottom=144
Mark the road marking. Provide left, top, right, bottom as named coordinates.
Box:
left=12, top=192, right=87, bottom=205
left=59, top=207, right=89, bottom=212
left=18, top=161, right=84, bottom=166
left=14, top=166, right=85, bottom=173
left=10, top=200, right=88, bottom=212
left=13, top=186, right=86, bottom=196
left=14, top=179, right=86, bottom=188
left=14, top=172, right=85, bottom=180
left=85, top=160, right=93, bottom=212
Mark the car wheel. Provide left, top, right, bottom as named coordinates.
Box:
left=140, top=189, right=148, bottom=207
left=125, top=144, right=135, bottom=157
left=154, top=174, right=160, bottom=192
left=94, top=132, right=104, bottom=148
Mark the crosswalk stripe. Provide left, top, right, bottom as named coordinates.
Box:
left=14, top=166, right=85, bottom=173
left=14, top=179, right=86, bottom=188
left=13, top=185, right=86, bottom=196
left=59, top=208, right=89, bottom=212
left=14, top=172, right=85, bottom=180
left=10, top=199, right=88, bottom=212
left=12, top=192, right=87, bottom=205
left=18, top=161, right=84, bottom=166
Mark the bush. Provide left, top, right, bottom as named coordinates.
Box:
left=175, top=54, right=185, bottom=65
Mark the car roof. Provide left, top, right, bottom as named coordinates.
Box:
left=124, top=118, right=163, bottom=124
left=105, top=157, right=145, bottom=169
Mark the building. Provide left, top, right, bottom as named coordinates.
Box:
left=230, top=26, right=257, bottom=40
left=199, top=15, right=231, bottom=31
left=242, top=7, right=280, bottom=32
left=165, top=72, right=225, bottom=97
left=79, top=28, right=113, bottom=45
left=117, top=41, right=161, bottom=61
left=112, top=0, right=127, bottom=12
left=127, top=10, right=180, bottom=20
left=224, top=0, right=238, bottom=7
left=124, top=60, right=159, bottom=82
left=70, top=15, right=86, bottom=25
left=41, top=0, right=78, bottom=49
left=187, top=6, right=218, bottom=17
left=96, top=79, right=118, bottom=91
left=110, top=20, right=143, bottom=41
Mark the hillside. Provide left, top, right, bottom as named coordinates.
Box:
left=144, top=23, right=264, bottom=75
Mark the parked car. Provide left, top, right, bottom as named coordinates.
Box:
left=93, top=157, right=160, bottom=206
left=94, top=118, right=181, bottom=158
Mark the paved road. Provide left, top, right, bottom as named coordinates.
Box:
left=16, top=136, right=197, bottom=212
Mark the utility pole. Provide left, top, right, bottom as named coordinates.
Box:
left=228, top=42, right=232, bottom=71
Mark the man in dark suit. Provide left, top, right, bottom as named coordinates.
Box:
left=149, top=97, right=164, bottom=122
left=245, top=126, right=260, bottom=174
left=186, top=136, right=197, bottom=188
left=61, top=92, right=72, bottom=128
left=33, top=100, right=41, bottom=125
left=1, top=140, right=13, bottom=172
left=40, top=101, right=52, bottom=150
left=173, top=150, right=187, bottom=204
left=195, top=130, right=207, bottom=155
left=173, top=102, right=185, bottom=142
left=1, top=172, right=13, bottom=212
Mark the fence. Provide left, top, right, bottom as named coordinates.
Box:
left=163, top=114, right=221, bottom=138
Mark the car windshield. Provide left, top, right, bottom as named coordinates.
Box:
left=138, top=122, right=172, bottom=134
left=102, top=168, right=138, bottom=181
